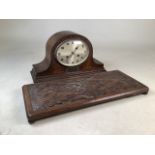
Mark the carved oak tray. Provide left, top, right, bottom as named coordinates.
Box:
left=22, top=70, right=148, bottom=123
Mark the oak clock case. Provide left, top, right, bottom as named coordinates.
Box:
left=22, top=31, right=149, bottom=123
left=31, top=31, right=105, bottom=83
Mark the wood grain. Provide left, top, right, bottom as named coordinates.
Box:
left=23, top=70, right=148, bottom=123
left=22, top=31, right=149, bottom=123
left=31, top=31, right=105, bottom=83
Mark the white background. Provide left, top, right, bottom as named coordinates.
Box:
left=0, top=19, right=155, bottom=134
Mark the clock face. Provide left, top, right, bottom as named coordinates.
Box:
left=56, top=40, right=89, bottom=66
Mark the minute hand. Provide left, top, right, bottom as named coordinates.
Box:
left=68, top=46, right=79, bottom=57
left=68, top=46, right=79, bottom=63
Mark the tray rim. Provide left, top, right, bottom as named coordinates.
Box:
left=22, top=70, right=149, bottom=123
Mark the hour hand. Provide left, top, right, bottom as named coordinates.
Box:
left=74, top=46, right=79, bottom=52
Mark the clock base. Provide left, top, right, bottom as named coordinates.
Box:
left=22, top=70, right=148, bottom=123
left=31, top=58, right=105, bottom=83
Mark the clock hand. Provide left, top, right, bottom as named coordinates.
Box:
left=74, top=46, right=79, bottom=53
left=68, top=46, right=79, bottom=57
left=68, top=54, right=75, bottom=64
left=69, top=46, right=80, bottom=63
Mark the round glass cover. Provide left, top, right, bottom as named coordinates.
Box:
left=56, top=40, right=89, bottom=66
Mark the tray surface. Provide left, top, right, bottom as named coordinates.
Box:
left=22, top=70, right=148, bottom=122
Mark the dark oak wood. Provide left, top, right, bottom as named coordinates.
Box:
left=22, top=31, right=149, bottom=123
left=23, top=70, right=148, bottom=123
left=31, top=31, right=105, bottom=83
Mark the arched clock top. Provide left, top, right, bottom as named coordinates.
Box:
left=31, top=31, right=105, bottom=82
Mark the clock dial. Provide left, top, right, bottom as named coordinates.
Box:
left=56, top=40, right=89, bottom=66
